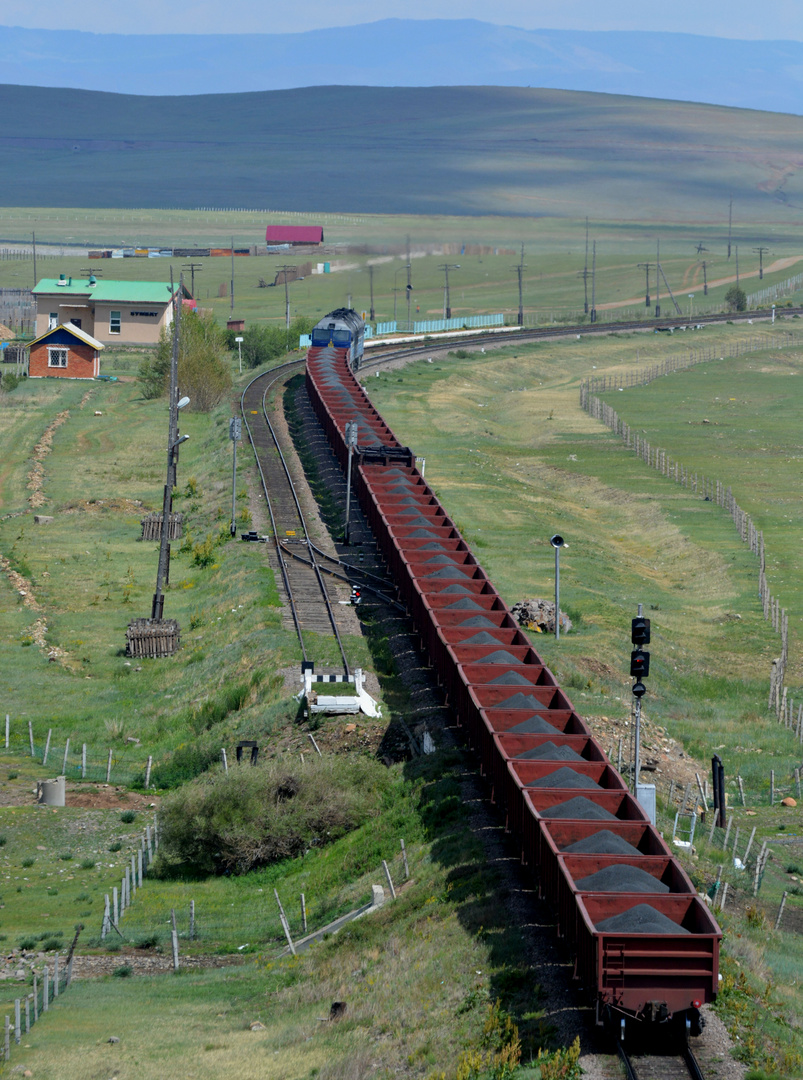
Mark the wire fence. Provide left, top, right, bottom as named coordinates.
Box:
left=2, top=715, right=149, bottom=788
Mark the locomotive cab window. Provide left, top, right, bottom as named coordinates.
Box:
left=332, top=330, right=351, bottom=346
left=311, top=329, right=331, bottom=346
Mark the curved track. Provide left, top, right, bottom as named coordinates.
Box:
left=241, top=363, right=351, bottom=673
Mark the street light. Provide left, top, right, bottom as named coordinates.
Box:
left=235, top=336, right=244, bottom=374
left=550, top=534, right=567, bottom=641
left=172, top=434, right=190, bottom=450
left=439, top=264, right=460, bottom=319
left=177, top=396, right=190, bottom=411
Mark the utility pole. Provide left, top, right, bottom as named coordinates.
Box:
left=229, top=417, right=242, bottom=536
left=276, top=265, right=296, bottom=328
left=514, top=244, right=526, bottom=326
left=439, top=264, right=460, bottom=319
left=152, top=274, right=188, bottom=620
left=32, top=231, right=37, bottom=289
left=583, top=217, right=589, bottom=314
left=735, top=246, right=740, bottom=287
left=230, top=237, right=235, bottom=315
left=701, top=260, right=709, bottom=295
left=637, top=262, right=653, bottom=308
left=590, top=241, right=596, bottom=324
left=655, top=240, right=661, bottom=319
left=368, top=265, right=375, bottom=321
left=753, top=246, right=768, bottom=280
left=727, top=197, right=733, bottom=259
left=182, top=263, right=203, bottom=297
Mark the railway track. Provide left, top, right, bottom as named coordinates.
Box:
left=241, top=363, right=352, bottom=672
left=617, top=1036, right=706, bottom=1080
left=241, top=304, right=798, bottom=665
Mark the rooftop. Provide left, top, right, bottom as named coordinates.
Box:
left=33, top=278, right=179, bottom=304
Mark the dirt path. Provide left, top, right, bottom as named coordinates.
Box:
left=599, top=255, right=803, bottom=310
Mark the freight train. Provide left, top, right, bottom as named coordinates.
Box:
left=305, top=309, right=720, bottom=1039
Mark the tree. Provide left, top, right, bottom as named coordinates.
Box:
left=232, top=316, right=314, bottom=370
left=725, top=285, right=747, bottom=312
left=139, top=307, right=231, bottom=410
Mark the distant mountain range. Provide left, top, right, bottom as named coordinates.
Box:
left=2, top=19, right=803, bottom=114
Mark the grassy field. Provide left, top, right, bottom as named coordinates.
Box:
left=3, top=223, right=803, bottom=335
left=4, top=84, right=803, bottom=223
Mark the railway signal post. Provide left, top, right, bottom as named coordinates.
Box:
left=344, top=421, right=358, bottom=543
left=550, top=535, right=566, bottom=640
left=630, top=605, right=656, bottom=823
left=229, top=417, right=242, bottom=536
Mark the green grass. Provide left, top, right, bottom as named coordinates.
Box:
left=1, top=752, right=562, bottom=1080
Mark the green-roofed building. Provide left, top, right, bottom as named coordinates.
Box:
left=33, top=274, right=191, bottom=345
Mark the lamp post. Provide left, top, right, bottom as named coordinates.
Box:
left=439, top=264, right=460, bottom=319
left=235, top=335, right=243, bottom=374
left=550, top=535, right=566, bottom=641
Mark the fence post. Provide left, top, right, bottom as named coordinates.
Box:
left=43, top=967, right=49, bottom=1012
left=24, top=997, right=29, bottom=1035
left=274, top=890, right=296, bottom=956
left=4, top=1016, right=8, bottom=1062
left=737, top=776, right=745, bottom=807
left=138, top=849, right=143, bottom=888
left=401, top=839, right=410, bottom=880
left=42, top=729, right=51, bottom=767
left=4, top=714, right=7, bottom=750
left=106, top=749, right=113, bottom=783
left=300, top=894, right=307, bottom=935
left=28, top=721, right=34, bottom=757
left=32, top=975, right=38, bottom=1022
left=61, top=738, right=70, bottom=778
left=53, top=954, right=59, bottom=998
left=382, top=860, right=397, bottom=900
left=171, top=930, right=180, bottom=972
left=190, top=899, right=195, bottom=941
left=145, top=756, right=152, bottom=789
left=775, top=892, right=789, bottom=931
left=82, top=743, right=86, bottom=779
left=14, top=999, right=20, bottom=1045
left=221, top=748, right=228, bottom=774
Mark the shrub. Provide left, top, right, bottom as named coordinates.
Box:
left=80, top=858, right=96, bottom=870
left=725, top=285, right=747, bottom=312
left=6, top=772, right=17, bottom=780
left=108, top=841, right=122, bottom=853
left=21, top=858, right=34, bottom=868
left=159, top=755, right=395, bottom=874
left=18, top=937, right=37, bottom=951
left=138, top=307, right=231, bottom=410
left=0, top=835, right=6, bottom=847
left=113, top=964, right=133, bottom=978
left=1, top=372, right=20, bottom=392
left=234, top=317, right=313, bottom=370
left=59, top=852, right=73, bottom=861
left=119, top=810, right=137, bottom=824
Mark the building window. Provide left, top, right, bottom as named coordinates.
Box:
left=48, top=312, right=58, bottom=330
left=47, top=348, right=68, bottom=368
left=109, top=310, right=121, bottom=334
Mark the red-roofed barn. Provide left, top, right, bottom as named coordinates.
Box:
left=265, top=226, right=323, bottom=246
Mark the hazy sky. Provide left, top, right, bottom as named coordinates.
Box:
left=1, top=0, right=801, bottom=39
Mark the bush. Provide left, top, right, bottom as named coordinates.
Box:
left=138, top=307, right=231, bottom=410
left=1, top=372, right=20, bottom=393
left=80, top=858, right=96, bottom=870
left=725, top=285, right=747, bottom=312
left=159, top=755, right=395, bottom=874
left=235, top=317, right=314, bottom=370
left=113, top=964, right=133, bottom=978
left=119, top=810, right=137, bottom=824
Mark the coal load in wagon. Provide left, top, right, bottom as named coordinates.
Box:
left=563, top=830, right=642, bottom=856
left=515, top=741, right=584, bottom=762
left=458, top=631, right=502, bottom=645
left=401, top=515, right=440, bottom=527
left=481, top=649, right=525, bottom=664
left=508, top=715, right=560, bottom=734
left=419, top=542, right=450, bottom=550
left=457, top=616, right=499, bottom=629
left=407, top=529, right=442, bottom=539
left=595, top=903, right=691, bottom=935
left=388, top=484, right=417, bottom=493
left=540, top=796, right=617, bottom=820
left=526, top=767, right=601, bottom=790
left=574, top=864, right=668, bottom=894
left=499, top=693, right=548, bottom=711
left=425, top=566, right=473, bottom=579
left=445, top=597, right=485, bottom=610
left=395, top=497, right=427, bottom=506
left=488, top=671, right=533, bottom=685
left=442, top=584, right=473, bottom=594
left=424, top=554, right=462, bottom=564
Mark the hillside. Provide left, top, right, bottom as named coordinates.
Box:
left=3, top=20, right=803, bottom=115
left=2, top=83, right=803, bottom=220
